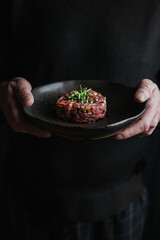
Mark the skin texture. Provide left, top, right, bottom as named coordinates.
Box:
left=115, top=79, right=160, bottom=140
left=0, top=77, right=160, bottom=139
left=0, top=77, right=51, bottom=138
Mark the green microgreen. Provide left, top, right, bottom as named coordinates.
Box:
left=66, top=85, right=92, bottom=103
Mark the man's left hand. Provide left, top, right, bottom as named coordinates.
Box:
left=115, top=79, right=160, bottom=140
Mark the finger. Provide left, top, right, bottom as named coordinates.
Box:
left=116, top=81, right=160, bottom=140
left=115, top=121, right=142, bottom=140
left=7, top=107, right=51, bottom=138
left=134, top=79, right=157, bottom=103
left=138, top=111, right=160, bottom=137
left=115, top=109, right=159, bottom=140
left=115, top=99, right=160, bottom=140
left=15, top=116, right=52, bottom=138
left=10, top=77, right=34, bottom=106
left=138, top=127, right=155, bottom=137
left=4, top=85, right=51, bottom=138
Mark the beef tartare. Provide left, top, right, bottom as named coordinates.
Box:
left=55, top=86, right=107, bottom=123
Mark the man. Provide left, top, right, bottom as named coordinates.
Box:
left=1, top=1, right=160, bottom=239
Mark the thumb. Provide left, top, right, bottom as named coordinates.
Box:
left=134, top=79, right=156, bottom=103
left=10, top=77, right=34, bottom=106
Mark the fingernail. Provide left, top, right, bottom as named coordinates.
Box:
left=116, top=134, right=124, bottom=140
left=137, top=92, right=146, bottom=102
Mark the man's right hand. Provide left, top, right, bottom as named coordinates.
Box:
left=0, top=77, right=51, bottom=138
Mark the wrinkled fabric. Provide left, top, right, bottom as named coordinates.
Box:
left=3, top=187, right=148, bottom=240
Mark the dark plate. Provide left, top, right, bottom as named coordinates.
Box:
left=23, top=80, right=147, bottom=140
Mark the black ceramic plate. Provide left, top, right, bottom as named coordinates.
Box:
left=23, top=80, right=147, bottom=140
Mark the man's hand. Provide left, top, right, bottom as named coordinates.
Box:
left=0, top=77, right=51, bottom=138
left=115, top=79, right=160, bottom=140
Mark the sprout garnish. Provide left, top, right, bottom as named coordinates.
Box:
left=66, top=85, right=94, bottom=103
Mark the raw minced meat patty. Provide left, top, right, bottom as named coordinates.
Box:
left=55, top=87, right=107, bottom=123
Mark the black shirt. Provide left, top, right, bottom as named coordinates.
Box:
left=1, top=0, right=160, bottom=221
